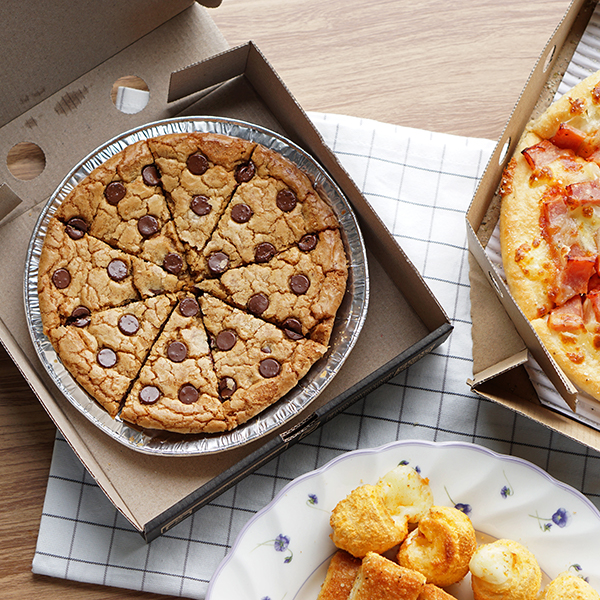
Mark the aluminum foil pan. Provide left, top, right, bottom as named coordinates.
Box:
left=24, top=117, right=369, bottom=456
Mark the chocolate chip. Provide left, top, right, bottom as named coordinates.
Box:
left=142, top=164, right=161, bottom=186
left=97, top=348, right=117, bottom=368
left=167, top=341, right=188, bottom=363
left=248, top=293, right=269, bottom=315
left=107, top=259, right=128, bottom=281
left=215, top=330, right=237, bottom=351
left=52, top=268, right=71, bottom=289
left=179, top=383, right=199, bottom=404
left=138, top=214, right=159, bottom=237
left=118, top=314, right=140, bottom=336
left=139, top=385, right=161, bottom=404
left=190, top=195, right=212, bottom=216
left=261, top=345, right=272, bottom=354
left=187, top=152, right=209, bottom=175
left=163, top=252, right=183, bottom=275
left=179, top=297, right=199, bottom=317
left=67, top=306, right=91, bottom=328
left=290, top=273, right=310, bottom=295
left=259, top=357, right=281, bottom=378
left=231, top=203, right=253, bottom=223
left=104, top=181, right=126, bottom=205
left=276, top=189, right=297, bottom=212
left=65, top=217, right=88, bottom=240
left=254, top=242, right=276, bottom=263
left=235, top=161, right=255, bottom=183
left=282, top=317, right=303, bottom=340
left=298, top=233, right=318, bottom=252
left=219, top=377, right=237, bottom=399
left=207, top=251, right=229, bottom=275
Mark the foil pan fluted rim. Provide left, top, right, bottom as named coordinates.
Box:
left=24, top=117, right=369, bottom=456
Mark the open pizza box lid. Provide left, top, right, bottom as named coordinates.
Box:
left=467, top=0, right=600, bottom=451
left=0, top=1, right=451, bottom=539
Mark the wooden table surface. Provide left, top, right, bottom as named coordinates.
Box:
left=0, top=0, right=573, bottom=598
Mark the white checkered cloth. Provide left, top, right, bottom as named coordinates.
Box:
left=31, top=112, right=600, bottom=598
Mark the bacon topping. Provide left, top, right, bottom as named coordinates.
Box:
left=522, top=140, right=566, bottom=170
left=550, top=123, right=587, bottom=152
left=554, top=253, right=596, bottom=306
left=565, top=180, right=600, bottom=208
left=548, top=296, right=585, bottom=332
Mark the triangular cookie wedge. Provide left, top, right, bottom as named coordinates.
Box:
left=38, top=217, right=184, bottom=334
left=199, top=143, right=340, bottom=276
left=47, top=295, right=177, bottom=416
left=120, top=294, right=233, bottom=434
left=200, top=294, right=328, bottom=429
left=148, top=132, right=256, bottom=275
left=54, top=139, right=187, bottom=274
left=197, top=228, right=348, bottom=345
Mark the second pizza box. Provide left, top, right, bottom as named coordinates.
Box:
left=467, top=0, right=600, bottom=451
left=0, top=1, right=451, bottom=540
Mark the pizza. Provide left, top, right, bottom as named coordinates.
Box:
left=37, top=130, right=348, bottom=434
left=500, top=68, right=600, bottom=401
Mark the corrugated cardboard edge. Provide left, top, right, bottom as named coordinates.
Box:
left=467, top=0, right=600, bottom=431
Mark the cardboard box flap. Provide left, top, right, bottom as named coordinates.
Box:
left=0, top=2, right=228, bottom=228
left=0, top=0, right=213, bottom=129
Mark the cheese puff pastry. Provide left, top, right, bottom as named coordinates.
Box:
left=397, top=505, right=476, bottom=587
left=348, top=552, right=426, bottom=600
left=542, top=572, right=600, bottom=600
left=330, top=464, right=434, bottom=558
left=417, top=583, right=458, bottom=599
left=377, top=464, right=434, bottom=525
left=317, top=550, right=361, bottom=600
left=330, top=484, right=408, bottom=557
left=469, top=539, right=541, bottom=600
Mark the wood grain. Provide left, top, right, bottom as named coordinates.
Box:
left=0, top=0, right=571, bottom=598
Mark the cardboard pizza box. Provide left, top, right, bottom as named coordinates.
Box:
left=467, top=0, right=600, bottom=451
left=0, top=1, right=451, bottom=539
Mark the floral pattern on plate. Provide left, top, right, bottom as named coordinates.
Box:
left=206, top=440, right=600, bottom=600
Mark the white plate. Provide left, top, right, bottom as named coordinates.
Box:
left=206, top=440, right=600, bottom=599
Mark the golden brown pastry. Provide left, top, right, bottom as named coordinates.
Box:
left=330, top=484, right=408, bottom=557
left=542, top=571, right=600, bottom=599
left=397, top=505, right=476, bottom=587
left=417, top=583, right=458, bottom=599
left=348, top=552, right=426, bottom=600
left=469, top=539, right=541, bottom=600
left=316, top=550, right=361, bottom=600
left=330, top=464, right=433, bottom=557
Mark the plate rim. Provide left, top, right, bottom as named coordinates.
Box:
left=206, top=438, right=600, bottom=598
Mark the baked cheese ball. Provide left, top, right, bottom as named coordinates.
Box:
left=469, top=539, right=541, bottom=600
left=397, top=505, right=476, bottom=587
left=37, top=131, right=348, bottom=434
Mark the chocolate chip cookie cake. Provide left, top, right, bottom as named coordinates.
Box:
left=37, top=131, right=348, bottom=434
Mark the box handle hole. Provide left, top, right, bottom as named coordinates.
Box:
left=7, top=142, right=46, bottom=181
left=498, top=137, right=511, bottom=167
left=111, top=76, right=150, bottom=114
left=487, top=269, right=503, bottom=298
left=543, top=45, right=556, bottom=73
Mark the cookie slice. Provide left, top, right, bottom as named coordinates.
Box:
left=38, top=217, right=183, bottom=333
left=47, top=295, right=177, bottom=416
left=148, top=132, right=256, bottom=274
left=54, top=139, right=187, bottom=274
left=120, top=294, right=233, bottom=434
left=199, top=143, right=340, bottom=276
left=200, top=294, right=328, bottom=429
left=198, top=229, right=348, bottom=345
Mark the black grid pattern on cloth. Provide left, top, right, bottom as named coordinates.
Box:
left=31, top=113, right=600, bottom=599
